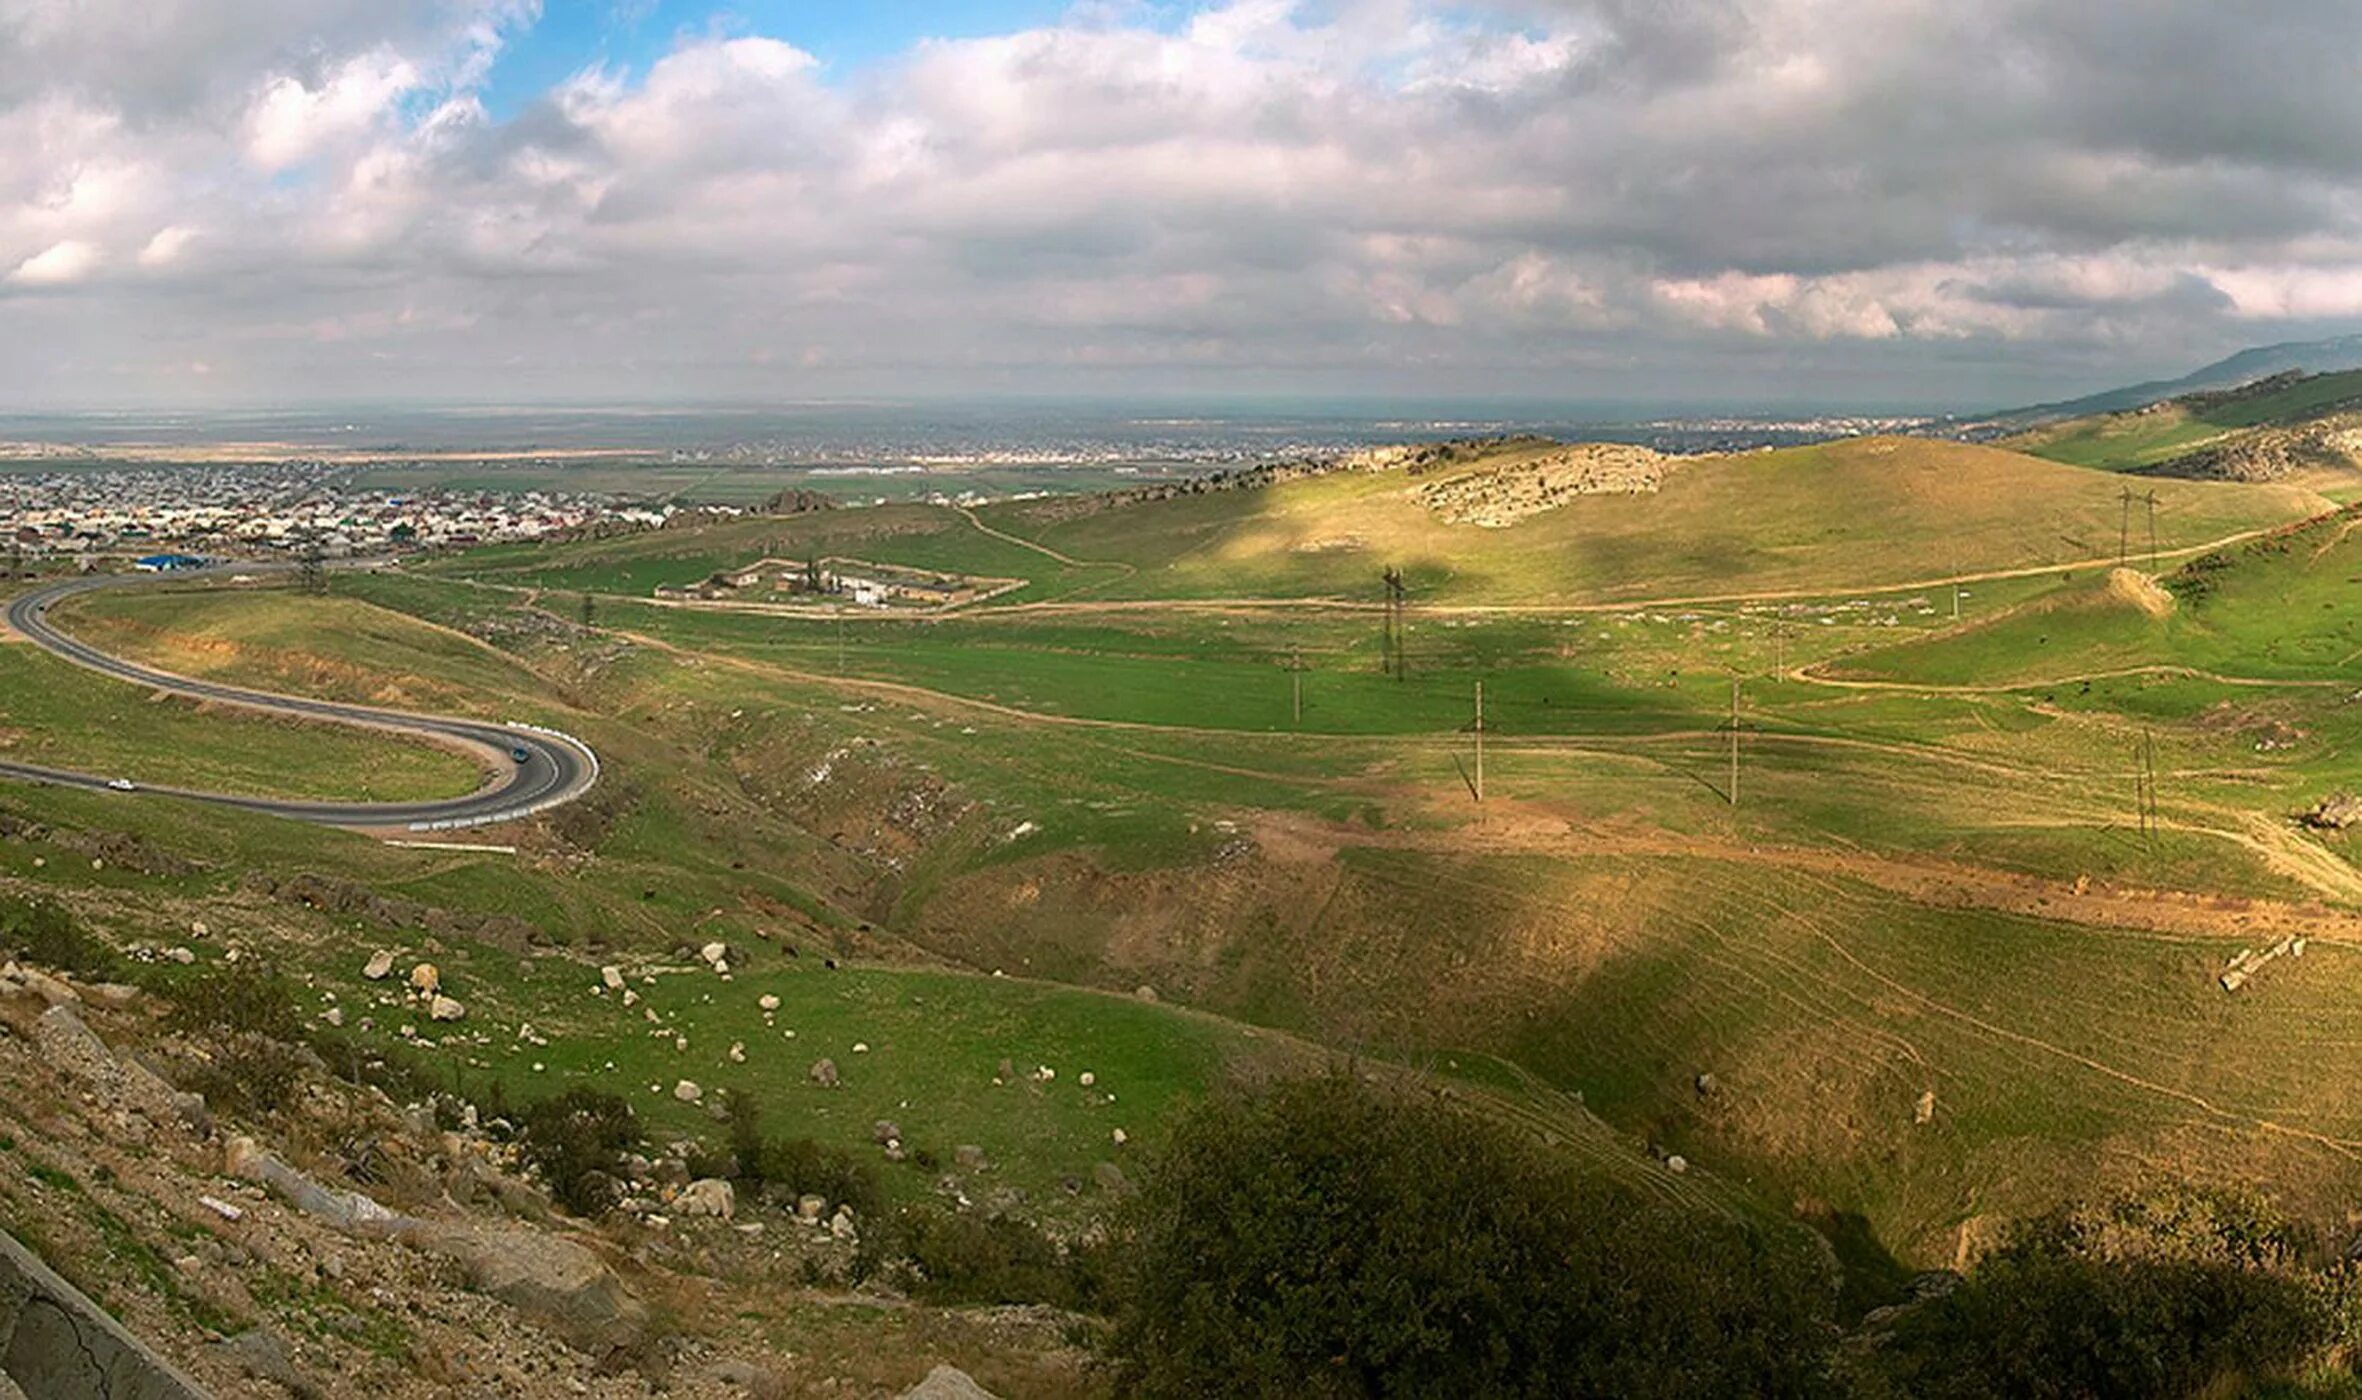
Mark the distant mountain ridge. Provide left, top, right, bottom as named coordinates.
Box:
left=1980, top=333, right=2362, bottom=429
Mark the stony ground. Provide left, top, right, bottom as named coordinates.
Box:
left=0, top=960, right=1098, bottom=1399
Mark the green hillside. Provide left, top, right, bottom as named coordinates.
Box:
left=445, top=436, right=2328, bottom=610
left=2008, top=368, right=2362, bottom=475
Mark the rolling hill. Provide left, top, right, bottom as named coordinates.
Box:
left=2006, top=368, right=2362, bottom=486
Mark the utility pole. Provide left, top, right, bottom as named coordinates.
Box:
left=1728, top=676, right=1741, bottom=808
left=1288, top=644, right=1305, bottom=726
left=2144, top=490, right=2161, bottom=572
left=836, top=614, right=847, bottom=674
left=1473, top=680, right=1485, bottom=803
left=1382, top=568, right=1408, bottom=680
left=2119, top=487, right=2135, bottom=567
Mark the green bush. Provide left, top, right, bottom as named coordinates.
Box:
left=167, top=963, right=304, bottom=1042
left=178, top=1032, right=304, bottom=1119
left=1865, top=1191, right=2353, bottom=1399
left=516, top=1089, right=641, bottom=1217
left=0, top=896, right=119, bottom=981
left=1106, top=1071, right=1837, bottom=1400
left=888, top=1205, right=1102, bottom=1309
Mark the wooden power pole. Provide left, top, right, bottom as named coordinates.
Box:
left=1474, top=680, right=1485, bottom=803
left=1289, top=644, right=1305, bottom=726
left=1728, top=676, right=1741, bottom=807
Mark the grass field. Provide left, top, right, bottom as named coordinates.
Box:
left=10, top=430, right=2362, bottom=1280
left=0, top=632, right=483, bottom=803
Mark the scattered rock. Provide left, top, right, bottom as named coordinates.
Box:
left=1092, top=1161, right=1130, bottom=1195
left=362, top=950, right=395, bottom=981
left=678, top=1178, right=735, bottom=1219
left=828, top=1207, right=857, bottom=1242
left=600, top=965, right=625, bottom=991
left=1666, top=1155, right=1689, bottom=1174
left=699, top=941, right=727, bottom=967
left=954, top=1144, right=987, bottom=1171
left=435, top=1224, right=650, bottom=1360
left=899, top=1364, right=1001, bottom=1400
left=1694, top=1072, right=1719, bottom=1097
left=428, top=995, right=466, bottom=1023
left=673, top=1080, right=703, bottom=1103
left=758, top=993, right=780, bottom=1011
left=2305, top=793, right=2362, bottom=830
left=407, top=962, right=440, bottom=994
left=1134, top=984, right=1158, bottom=1002
left=1110, top=1128, right=1128, bottom=1147
left=1078, top=1071, right=1096, bottom=1087
left=1915, top=1089, right=1937, bottom=1125
left=223, top=1325, right=319, bottom=1399
left=808, top=1058, right=840, bottom=1088
left=796, top=1194, right=826, bottom=1223
left=727, top=1041, right=746, bottom=1063
left=160, top=946, right=195, bottom=966
left=872, top=1120, right=902, bottom=1145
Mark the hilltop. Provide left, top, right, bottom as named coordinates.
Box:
left=431, top=434, right=2327, bottom=610
left=2007, top=368, right=2362, bottom=486
left=1978, top=331, right=2362, bottom=427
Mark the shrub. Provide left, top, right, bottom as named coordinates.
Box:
left=178, top=1032, right=305, bottom=1119
left=167, top=963, right=304, bottom=1042
left=755, top=1134, right=882, bottom=1221
left=0, top=896, right=119, bottom=981
left=1866, top=1191, right=2353, bottom=1399
left=888, top=1205, right=1100, bottom=1309
left=517, top=1089, right=641, bottom=1216
left=1106, top=1071, right=1837, bottom=1400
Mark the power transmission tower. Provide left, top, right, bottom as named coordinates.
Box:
left=297, top=545, right=326, bottom=595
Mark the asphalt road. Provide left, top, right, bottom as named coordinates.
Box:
left=1, top=569, right=599, bottom=831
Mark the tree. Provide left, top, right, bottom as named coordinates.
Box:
left=1106, top=1072, right=1837, bottom=1399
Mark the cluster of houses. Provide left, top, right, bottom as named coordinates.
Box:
left=0, top=464, right=670, bottom=567
left=657, top=556, right=1016, bottom=610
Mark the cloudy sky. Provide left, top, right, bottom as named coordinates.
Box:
left=2, top=0, right=2357, bottom=411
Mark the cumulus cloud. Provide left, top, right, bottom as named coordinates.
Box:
left=2, top=0, right=2362, bottom=406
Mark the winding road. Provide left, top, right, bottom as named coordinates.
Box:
left=1, top=568, right=599, bottom=832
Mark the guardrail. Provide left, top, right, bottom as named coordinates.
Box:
left=404, top=720, right=601, bottom=833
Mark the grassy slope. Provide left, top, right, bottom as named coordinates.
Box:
left=0, top=625, right=482, bottom=804
left=2008, top=368, right=2362, bottom=471
left=38, top=576, right=2362, bottom=1269
left=987, top=436, right=2324, bottom=604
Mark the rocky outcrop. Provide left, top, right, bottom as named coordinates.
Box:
left=1417, top=443, right=1675, bottom=525
left=0, top=1227, right=210, bottom=1399
left=899, top=1364, right=1001, bottom=1399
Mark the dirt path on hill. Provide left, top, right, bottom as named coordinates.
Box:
left=1795, top=661, right=2351, bottom=694
left=953, top=507, right=1133, bottom=574
left=952, top=518, right=2302, bottom=618
left=1256, top=803, right=2362, bottom=947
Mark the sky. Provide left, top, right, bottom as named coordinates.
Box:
left=2, top=0, right=2360, bottom=411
